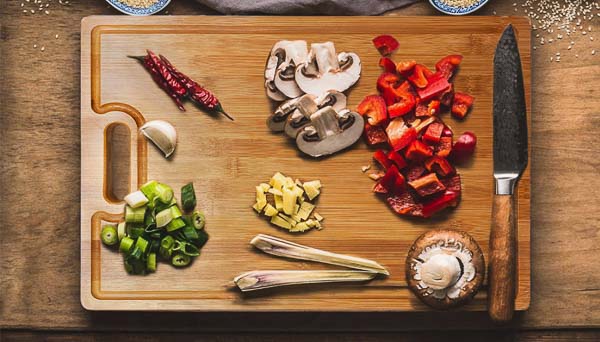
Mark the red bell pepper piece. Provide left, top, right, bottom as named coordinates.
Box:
left=357, top=95, right=388, bottom=126
left=387, top=192, right=424, bottom=217
left=441, top=174, right=462, bottom=193
left=407, top=64, right=434, bottom=89
left=434, top=136, right=453, bottom=157
left=451, top=92, right=475, bottom=119
left=372, top=35, right=399, bottom=56
left=435, top=55, right=463, bottom=79
left=415, top=100, right=441, bottom=117
left=421, top=190, right=460, bottom=218
left=373, top=165, right=405, bottom=194
left=439, top=84, right=454, bottom=107
left=404, top=140, right=433, bottom=161
left=364, top=122, right=388, bottom=146
left=408, top=173, right=446, bottom=197
left=373, top=149, right=393, bottom=170
left=387, top=150, right=407, bottom=170
left=386, top=118, right=417, bottom=151
left=424, top=156, right=455, bottom=177
left=376, top=72, right=400, bottom=93
left=396, top=60, right=417, bottom=77
left=379, top=57, right=397, bottom=74
left=422, top=122, right=444, bottom=144
left=404, top=164, right=427, bottom=182
left=416, top=73, right=451, bottom=102
left=387, top=81, right=416, bottom=118
left=442, top=125, right=453, bottom=137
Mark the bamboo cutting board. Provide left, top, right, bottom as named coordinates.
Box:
left=81, top=16, right=531, bottom=311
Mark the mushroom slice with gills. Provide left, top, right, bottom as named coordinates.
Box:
left=295, top=42, right=361, bottom=96
left=405, top=229, right=485, bottom=310
left=264, top=40, right=293, bottom=101
left=267, top=94, right=317, bottom=133
left=296, top=106, right=364, bottom=158
left=315, top=90, right=347, bottom=112
left=283, top=95, right=321, bottom=138
left=272, top=41, right=309, bottom=99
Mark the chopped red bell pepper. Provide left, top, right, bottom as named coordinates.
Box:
left=364, top=122, right=388, bottom=146
left=442, top=125, right=453, bottom=137
left=373, top=165, right=405, bottom=194
left=387, top=95, right=416, bottom=118
left=386, top=119, right=417, bottom=151
left=357, top=95, right=388, bottom=126
left=440, top=84, right=454, bottom=107
left=372, top=35, right=399, bottom=56
left=379, top=57, right=397, bottom=74
left=451, top=92, right=474, bottom=119
left=415, top=100, right=441, bottom=117
left=424, top=156, right=455, bottom=177
left=416, top=73, right=451, bottom=102
left=435, top=55, right=463, bottom=79
left=408, top=173, right=446, bottom=197
left=404, top=164, right=427, bottom=182
left=441, top=174, right=461, bottom=193
left=376, top=72, right=400, bottom=93
left=407, top=64, right=434, bottom=89
left=421, top=190, right=460, bottom=218
left=373, top=149, right=393, bottom=170
left=404, top=140, right=433, bottom=161
left=387, top=150, right=407, bottom=170
left=387, top=192, right=424, bottom=217
left=396, top=60, right=417, bottom=77
left=422, top=122, right=444, bottom=144
left=434, top=136, right=453, bottom=157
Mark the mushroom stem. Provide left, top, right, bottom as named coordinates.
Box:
left=419, top=253, right=462, bottom=290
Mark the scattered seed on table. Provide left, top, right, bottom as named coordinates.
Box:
left=593, top=50, right=597, bottom=55
left=40, top=46, right=45, bottom=51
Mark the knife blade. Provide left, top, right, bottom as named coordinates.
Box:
left=488, top=24, right=528, bottom=324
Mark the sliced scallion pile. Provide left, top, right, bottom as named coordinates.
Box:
left=101, top=180, right=208, bottom=275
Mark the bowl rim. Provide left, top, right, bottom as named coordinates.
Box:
left=428, top=0, right=490, bottom=15
left=105, top=0, right=171, bottom=16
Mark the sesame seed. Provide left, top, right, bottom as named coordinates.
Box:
left=55, top=34, right=59, bottom=39
left=33, top=44, right=37, bottom=48
left=40, top=46, right=45, bottom=51
left=44, top=10, right=49, bottom=14
left=593, top=50, right=597, bottom=55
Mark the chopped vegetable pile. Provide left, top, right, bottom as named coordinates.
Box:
left=253, top=172, right=324, bottom=233
left=101, top=181, right=208, bottom=275
left=358, top=35, right=477, bottom=218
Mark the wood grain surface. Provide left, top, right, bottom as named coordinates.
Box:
left=1, top=0, right=599, bottom=333
left=80, top=15, right=531, bottom=312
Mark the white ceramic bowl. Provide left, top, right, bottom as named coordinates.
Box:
left=429, top=0, right=489, bottom=15
left=106, top=0, right=171, bottom=16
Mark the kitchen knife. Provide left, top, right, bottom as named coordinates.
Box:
left=489, top=24, right=528, bottom=323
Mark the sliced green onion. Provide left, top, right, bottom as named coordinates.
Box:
left=194, top=229, right=209, bottom=249
left=166, top=217, right=186, bottom=232
left=117, top=221, right=126, bottom=241
left=127, top=225, right=144, bottom=239
left=147, top=253, right=157, bottom=272
left=124, top=190, right=148, bottom=208
left=119, top=236, right=135, bottom=253
left=181, top=182, right=196, bottom=212
left=182, top=225, right=199, bottom=241
left=135, top=236, right=149, bottom=253
left=159, top=246, right=173, bottom=260
left=125, top=205, right=146, bottom=223
left=160, top=236, right=174, bottom=249
left=140, top=180, right=159, bottom=200
left=191, top=210, right=206, bottom=230
left=171, top=253, right=191, bottom=267
left=155, top=183, right=174, bottom=204
left=101, top=225, right=118, bottom=246
left=156, top=205, right=182, bottom=228
left=181, top=242, right=200, bottom=256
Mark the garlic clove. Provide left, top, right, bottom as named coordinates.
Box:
left=140, top=120, right=177, bottom=158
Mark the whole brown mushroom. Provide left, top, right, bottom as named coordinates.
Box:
left=405, top=229, right=485, bottom=309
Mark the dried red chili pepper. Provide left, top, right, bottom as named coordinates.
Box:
left=130, top=54, right=186, bottom=111
left=372, top=35, right=399, bottom=56
left=357, top=95, right=388, bottom=126
left=146, top=51, right=187, bottom=98
left=451, top=92, right=474, bottom=119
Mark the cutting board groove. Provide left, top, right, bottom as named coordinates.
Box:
left=81, top=16, right=531, bottom=311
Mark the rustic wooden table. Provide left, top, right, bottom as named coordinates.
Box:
left=1, top=0, right=599, bottom=340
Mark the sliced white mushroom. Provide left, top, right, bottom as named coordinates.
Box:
left=264, top=40, right=295, bottom=101
left=315, top=90, right=347, bottom=112
left=294, top=42, right=361, bottom=96
left=271, top=40, right=308, bottom=99
left=267, top=94, right=317, bottom=133
left=296, top=106, right=364, bottom=158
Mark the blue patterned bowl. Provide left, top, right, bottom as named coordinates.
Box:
left=106, top=0, right=171, bottom=16
left=429, top=0, right=489, bottom=15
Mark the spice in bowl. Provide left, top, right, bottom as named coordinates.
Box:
left=117, top=0, right=159, bottom=8
left=106, top=0, right=170, bottom=16
left=429, top=0, right=489, bottom=15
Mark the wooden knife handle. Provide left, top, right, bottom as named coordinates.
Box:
left=488, top=194, right=517, bottom=323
